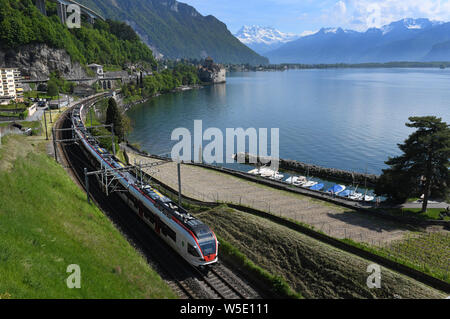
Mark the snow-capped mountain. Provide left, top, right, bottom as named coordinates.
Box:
left=266, top=18, right=450, bottom=64
left=381, top=18, right=441, bottom=34
left=235, top=26, right=303, bottom=54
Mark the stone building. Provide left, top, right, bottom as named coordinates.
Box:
left=87, top=63, right=104, bottom=78
left=198, top=57, right=226, bottom=84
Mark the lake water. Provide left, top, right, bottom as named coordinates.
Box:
left=126, top=68, right=450, bottom=176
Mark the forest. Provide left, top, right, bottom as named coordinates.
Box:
left=0, top=0, right=156, bottom=68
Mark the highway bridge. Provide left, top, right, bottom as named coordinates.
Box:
left=36, top=0, right=105, bottom=24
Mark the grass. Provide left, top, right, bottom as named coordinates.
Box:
left=217, top=234, right=302, bottom=299
left=381, top=207, right=450, bottom=221
left=197, top=206, right=446, bottom=299
left=24, top=91, right=60, bottom=100
left=0, top=110, right=28, bottom=119
left=0, top=134, right=177, bottom=298
left=342, top=232, right=450, bottom=283
left=0, top=121, right=42, bottom=137
left=0, top=103, right=27, bottom=111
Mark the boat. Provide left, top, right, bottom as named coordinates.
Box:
left=269, top=172, right=284, bottom=181
left=260, top=168, right=275, bottom=177
left=248, top=168, right=260, bottom=175
left=362, top=194, right=375, bottom=202
left=293, top=176, right=308, bottom=186
left=302, top=180, right=318, bottom=188
left=256, top=167, right=284, bottom=180
left=286, top=176, right=307, bottom=186
left=326, top=184, right=346, bottom=194
left=349, top=192, right=364, bottom=201
left=309, top=183, right=324, bottom=191
left=285, top=176, right=298, bottom=184
left=338, top=190, right=352, bottom=198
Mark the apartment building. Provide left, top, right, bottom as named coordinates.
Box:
left=0, top=68, right=24, bottom=103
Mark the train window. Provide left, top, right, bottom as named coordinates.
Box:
left=161, top=223, right=167, bottom=236
left=200, top=241, right=216, bottom=256
left=188, top=244, right=200, bottom=257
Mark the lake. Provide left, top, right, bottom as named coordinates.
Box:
left=126, top=68, right=450, bottom=176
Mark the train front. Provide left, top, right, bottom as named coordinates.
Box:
left=188, top=222, right=219, bottom=267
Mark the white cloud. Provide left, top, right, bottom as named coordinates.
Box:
left=335, top=1, right=347, bottom=15
left=322, top=0, right=450, bottom=30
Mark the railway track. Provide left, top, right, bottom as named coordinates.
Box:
left=53, top=98, right=262, bottom=300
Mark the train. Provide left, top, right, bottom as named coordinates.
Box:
left=70, top=100, right=218, bottom=267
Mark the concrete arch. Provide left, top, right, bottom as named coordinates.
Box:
left=36, top=0, right=105, bottom=24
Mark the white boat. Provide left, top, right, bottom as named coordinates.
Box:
left=248, top=168, right=261, bottom=175
left=260, top=168, right=276, bottom=177
left=285, top=176, right=298, bottom=184
left=349, top=192, right=364, bottom=201
left=286, top=176, right=307, bottom=186
left=363, top=195, right=375, bottom=202
left=302, top=181, right=319, bottom=188
left=293, top=176, right=308, bottom=186
left=269, top=172, right=284, bottom=181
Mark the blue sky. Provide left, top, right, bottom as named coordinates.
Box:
left=181, top=0, right=450, bottom=34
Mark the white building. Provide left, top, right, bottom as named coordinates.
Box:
left=0, top=68, right=23, bottom=103
left=87, top=64, right=104, bottom=79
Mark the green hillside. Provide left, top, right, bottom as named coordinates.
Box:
left=77, top=0, right=269, bottom=65
left=0, top=131, right=177, bottom=299
left=0, top=0, right=156, bottom=67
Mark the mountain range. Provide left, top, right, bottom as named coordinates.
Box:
left=234, top=26, right=302, bottom=54
left=265, top=18, right=450, bottom=64
left=77, top=0, right=268, bottom=65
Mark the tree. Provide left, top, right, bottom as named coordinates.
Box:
left=375, top=116, right=450, bottom=212
left=105, top=97, right=124, bottom=142
left=47, top=80, right=59, bottom=98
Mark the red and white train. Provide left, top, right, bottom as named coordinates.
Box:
left=71, top=101, right=218, bottom=267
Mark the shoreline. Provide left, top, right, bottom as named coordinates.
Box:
left=120, top=83, right=206, bottom=112
left=121, top=81, right=380, bottom=187
left=227, top=62, right=450, bottom=73
left=235, top=152, right=379, bottom=187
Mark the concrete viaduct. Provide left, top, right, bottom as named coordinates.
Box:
left=35, top=0, right=105, bottom=25
left=22, top=77, right=123, bottom=90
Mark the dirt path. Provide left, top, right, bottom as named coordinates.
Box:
left=127, top=151, right=420, bottom=245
